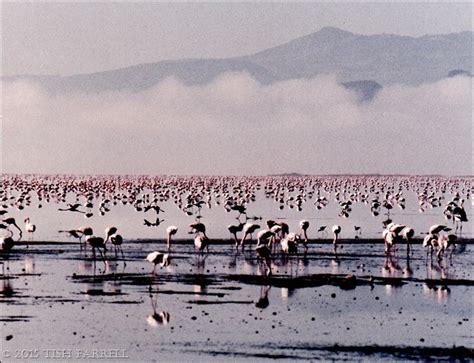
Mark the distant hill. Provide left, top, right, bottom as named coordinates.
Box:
left=3, top=27, right=472, bottom=100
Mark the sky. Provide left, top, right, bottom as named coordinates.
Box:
left=1, top=2, right=473, bottom=176
left=2, top=1, right=473, bottom=76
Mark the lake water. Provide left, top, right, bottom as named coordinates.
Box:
left=1, top=175, right=473, bottom=361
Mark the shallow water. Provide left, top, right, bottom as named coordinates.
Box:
left=1, top=240, right=473, bottom=362
left=1, top=175, right=473, bottom=361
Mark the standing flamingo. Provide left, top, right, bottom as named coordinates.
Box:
left=189, top=223, right=207, bottom=238
left=85, top=235, right=107, bottom=263
left=2, top=218, right=22, bottom=239
left=24, top=218, right=36, bottom=240
left=332, top=225, right=341, bottom=254
left=255, top=230, right=274, bottom=276
left=452, top=205, right=468, bottom=236
left=166, top=225, right=178, bottom=250
left=436, top=234, right=457, bottom=260
left=110, top=234, right=124, bottom=261
left=105, top=226, right=118, bottom=243
left=146, top=251, right=170, bottom=274
left=0, top=229, right=15, bottom=254
left=227, top=222, right=245, bottom=245
left=194, top=235, right=210, bottom=254
left=299, top=220, right=309, bottom=253
left=240, top=223, right=260, bottom=251
left=402, top=227, right=414, bottom=256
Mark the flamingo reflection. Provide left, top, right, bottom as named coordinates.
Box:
left=147, top=293, right=170, bottom=327
left=255, top=285, right=271, bottom=309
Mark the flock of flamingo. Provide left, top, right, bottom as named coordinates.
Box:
left=0, top=174, right=471, bottom=276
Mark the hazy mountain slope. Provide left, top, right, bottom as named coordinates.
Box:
left=245, top=27, right=472, bottom=85
left=4, top=27, right=472, bottom=95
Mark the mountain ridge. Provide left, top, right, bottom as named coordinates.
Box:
left=3, top=27, right=472, bottom=97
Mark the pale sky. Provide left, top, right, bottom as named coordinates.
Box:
left=1, top=1, right=472, bottom=176
left=2, top=1, right=473, bottom=76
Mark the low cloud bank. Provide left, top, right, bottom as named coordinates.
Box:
left=2, top=73, right=471, bottom=175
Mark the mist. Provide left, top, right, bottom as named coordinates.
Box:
left=2, top=73, right=471, bottom=175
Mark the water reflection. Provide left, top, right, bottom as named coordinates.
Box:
left=23, top=256, right=36, bottom=274
left=255, top=285, right=271, bottom=309
left=0, top=277, right=14, bottom=297
left=280, top=287, right=296, bottom=300
left=147, top=293, right=170, bottom=327
left=422, top=283, right=451, bottom=303
left=402, top=255, right=413, bottom=278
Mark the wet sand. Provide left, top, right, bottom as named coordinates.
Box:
left=1, top=240, right=473, bottom=362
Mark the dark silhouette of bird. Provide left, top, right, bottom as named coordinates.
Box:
left=105, top=227, right=118, bottom=243
left=2, top=217, right=22, bottom=238
left=144, top=205, right=165, bottom=214
left=110, top=234, right=124, bottom=260
left=227, top=222, right=245, bottom=244
left=189, top=222, right=207, bottom=237
left=0, top=229, right=15, bottom=253
left=85, top=236, right=107, bottom=262
left=58, top=203, right=85, bottom=213
left=332, top=225, right=341, bottom=253
left=144, top=218, right=165, bottom=227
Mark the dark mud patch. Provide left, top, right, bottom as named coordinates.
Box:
left=0, top=315, right=35, bottom=322
left=186, top=300, right=254, bottom=305
left=226, top=273, right=474, bottom=289
left=148, top=289, right=227, bottom=298
left=107, top=300, right=144, bottom=304
left=193, top=343, right=474, bottom=361
left=225, top=273, right=390, bottom=289
left=78, top=289, right=127, bottom=296
left=70, top=272, right=225, bottom=288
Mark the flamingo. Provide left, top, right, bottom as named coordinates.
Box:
left=354, top=225, right=362, bottom=235
left=317, top=226, right=327, bottom=235
left=146, top=251, right=170, bottom=274
left=0, top=230, right=15, bottom=254
left=436, top=234, right=457, bottom=260
left=58, top=229, right=83, bottom=244
left=423, top=233, right=438, bottom=259
left=402, top=227, right=415, bottom=256
left=332, top=225, right=341, bottom=253
left=299, top=220, right=309, bottom=253
left=105, top=226, right=118, bottom=243
left=227, top=222, right=245, bottom=245
left=382, top=223, right=406, bottom=254
left=58, top=203, right=85, bottom=213
left=189, top=222, right=207, bottom=238
left=24, top=218, right=36, bottom=240
left=85, top=235, right=107, bottom=263
left=144, top=218, right=165, bottom=227
left=194, top=235, right=210, bottom=254
left=166, top=225, right=178, bottom=250
left=255, top=230, right=274, bottom=276
left=77, top=226, right=93, bottom=241
left=452, top=206, right=468, bottom=235
left=240, top=223, right=260, bottom=250
left=429, top=224, right=451, bottom=236
left=383, top=229, right=395, bottom=254
left=2, top=218, right=22, bottom=239
left=281, top=232, right=299, bottom=255
left=110, top=234, right=124, bottom=260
